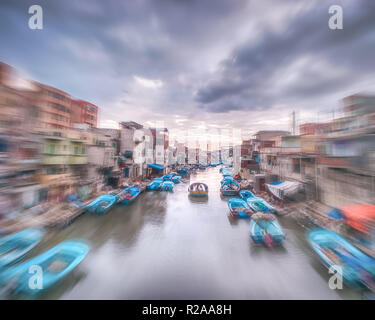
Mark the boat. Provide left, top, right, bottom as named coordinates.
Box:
left=171, top=175, right=182, bottom=184
left=188, top=182, right=208, bottom=197
left=146, top=178, right=163, bottom=191
left=228, top=198, right=253, bottom=218
left=85, top=194, right=118, bottom=214
left=221, top=176, right=234, bottom=185
left=198, top=165, right=206, bottom=170
left=118, top=186, right=141, bottom=204
left=162, top=174, right=173, bottom=181
left=0, top=240, right=90, bottom=296
left=239, top=190, right=277, bottom=214
left=177, top=167, right=189, bottom=175
left=250, top=213, right=285, bottom=247
left=161, top=181, right=174, bottom=191
left=239, top=190, right=258, bottom=200
left=220, top=181, right=240, bottom=196
left=307, top=228, right=375, bottom=288
left=248, top=199, right=276, bottom=214
left=0, top=228, right=45, bottom=269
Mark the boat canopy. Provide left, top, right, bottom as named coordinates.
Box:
left=266, top=181, right=303, bottom=200
left=340, top=204, right=375, bottom=234
left=148, top=164, right=165, bottom=170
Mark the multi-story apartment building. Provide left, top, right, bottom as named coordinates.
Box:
left=71, top=99, right=98, bottom=128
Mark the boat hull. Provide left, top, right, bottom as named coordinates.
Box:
left=0, top=228, right=45, bottom=269
left=85, top=194, right=118, bottom=214
left=0, top=240, right=90, bottom=296
left=249, top=219, right=285, bottom=245
left=307, top=228, right=375, bottom=288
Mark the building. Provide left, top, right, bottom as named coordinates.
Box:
left=71, top=99, right=98, bottom=128
left=119, top=121, right=156, bottom=179
left=34, top=82, right=73, bottom=130
left=0, top=62, right=44, bottom=219
left=38, top=128, right=88, bottom=202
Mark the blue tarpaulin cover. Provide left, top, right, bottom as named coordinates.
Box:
left=148, top=164, right=165, bottom=170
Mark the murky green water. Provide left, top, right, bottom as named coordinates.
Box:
left=9, top=167, right=362, bottom=299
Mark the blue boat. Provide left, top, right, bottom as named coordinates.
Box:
left=0, top=228, right=45, bottom=269
left=307, top=228, right=375, bottom=288
left=239, top=190, right=258, bottom=200
left=85, top=194, right=118, bottom=214
left=221, top=176, right=234, bottom=185
left=250, top=213, right=285, bottom=246
left=162, top=174, right=173, bottom=181
left=161, top=181, right=174, bottom=191
left=171, top=175, right=182, bottom=184
left=228, top=198, right=253, bottom=218
left=0, top=240, right=90, bottom=297
left=146, top=178, right=163, bottom=191
left=239, top=190, right=277, bottom=214
left=118, top=186, right=141, bottom=204
left=220, top=181, right=240, bottom=196
left=177, top=168, right=189, bottom=175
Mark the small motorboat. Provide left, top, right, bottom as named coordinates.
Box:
left=239, top=190, right=258, bottom=200
left=240, top=190, right=277, bottom=214
left=118, top=186, right=141, bottom=204
left=177, top=168, right=189, bottom=175
left=85, top=194, right=118, bottom=214
left=0, top=240, right=90, bottom=296
left=162, top=174, right=173, bottom=181
left=250, top=213, right=285, bottom=247
left=146, top=178, right=163, bottom=191
left=0, top=228, right=45, bottom=269
left=188, top=182, right=208, bottom=197
left=220, top=181, right=240, bottom=196
left=221, top=176, right=234, bottom=185
left=228, top=198, right=253, bottom=218
left=248, top=199, right=276, bottom=214
left=171, top=175, right=182, bottom=184
left=161, top=181, right=174, bottom=191
left=307, top=228, right=375, bottom=288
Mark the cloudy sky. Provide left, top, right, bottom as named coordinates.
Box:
left=1, top=0, right=375, bottom=140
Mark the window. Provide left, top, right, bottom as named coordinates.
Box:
left=74, top=146, right=78, bottom=155
left=293, top=159, right=300, bottom=174
left=49, top=144, right=55, bottom=154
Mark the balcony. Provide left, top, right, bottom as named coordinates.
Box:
left=42, top=154, right=87, bottom=165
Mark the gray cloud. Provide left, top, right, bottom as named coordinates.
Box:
left=0, top=0, right=374, bottom=131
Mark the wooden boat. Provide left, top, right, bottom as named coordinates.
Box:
left=228, top=198, right=253, bottom=218
left=250, top=213, right=285, bottom=246
left=0, top=228, right=45, bottom=269
left=146, top=178, right=163, bottom=191
left=239, top=190, right=277, bottom=214
left=220, top=181, right=240, bottom=196
left=307, top=228, right=375, bottom=288
left=188, top=182, right=208, bottom=197
left=0, top=240, right=90, bottom=296
left=171, top=175, right=182, bottom=184
left=177, top=167, right=189, bottom=175
left=118, top=186, right=141, bottom=204
left=221, top=176, right=234, bottom=185
left=85, top=194, right=118, bottom=214
left=162, top=174, right=173, bottom=181
left=161, top=181, right=174, bottom=191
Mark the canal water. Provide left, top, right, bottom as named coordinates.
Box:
left=12, top=168, right=362, bottom=299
